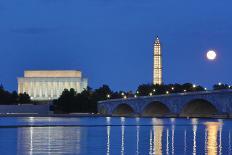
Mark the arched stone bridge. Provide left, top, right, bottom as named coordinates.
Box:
left=98, top=90, right=232, bottom=116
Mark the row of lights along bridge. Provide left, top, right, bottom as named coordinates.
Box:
left=106, top=82, right=231, bottom=99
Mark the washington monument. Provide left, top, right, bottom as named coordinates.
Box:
left=153, top=36, right=162, bottom=85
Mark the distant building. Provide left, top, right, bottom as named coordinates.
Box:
left=153, top=36, right=162, bottom=85
left=18, top=70, right=88, bottom=101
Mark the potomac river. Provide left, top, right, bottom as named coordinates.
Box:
left=0, top=117, right=231, bottom=154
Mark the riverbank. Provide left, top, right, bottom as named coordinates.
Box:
left=0, top=113, right=231, bottom=119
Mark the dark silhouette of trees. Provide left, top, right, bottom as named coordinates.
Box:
left=0, top=85, right=31, bottom=104
left=53, top=85, right=136, bottom=113
left=136, top=83, right=205, bottom=96
left=52, top=82, right=232, bottom=114
left=213, top=83, right=230, bottom=90
left=53, top=85, right=113, bottom=113
left=18, top=93, right=31, bottom=104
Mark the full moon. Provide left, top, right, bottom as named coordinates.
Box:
left=206, top=50, right=217, bottom=60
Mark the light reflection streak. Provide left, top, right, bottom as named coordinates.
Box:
left=136, top=125, right=140, bottom=155
left=219, top=123, right=222, bottom=155
left=191, top=118, right=198, bottom=155
left=166, top=129, right=169, bottom=155
left=106, top=117, right=111, bottom=155
left=30, top=127, right=33, bottom=155
left=154, top=120, right=163, bottom=155
left=184, top=130, right=186, bottom=155
left=149, top=118, right=163, bottom=155
left=170, top=118, right=175, bottom=155
left=205, top=126, right=207, bottom=154
left=121, top=117, right=125, bottom=155
left=29, top=117, right=34, bottom=155
left=204, top=122, right=220, bottom=155
left=106, top=117, right=111, bottom=125
left=149, top=129, right=152, bottom=155
left=136, top=117, right=140, bottom=155
left=107, top=125, right=111, bottom=155
left=171, top=125, right=175, bottom=155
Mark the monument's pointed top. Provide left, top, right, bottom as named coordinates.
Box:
left=155, top=36, right=160, bottom=43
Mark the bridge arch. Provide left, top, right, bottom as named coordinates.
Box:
left=142, top=101, right=170, bottom=116
left=180, top=99, right=218, bottom=116
left=112, top=103, right=135, bottom=116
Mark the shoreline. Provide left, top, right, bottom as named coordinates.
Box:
left=0, top=113, right=231, bottom=119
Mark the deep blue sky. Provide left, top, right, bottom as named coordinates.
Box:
left=0, top=0, right=232, bottom=92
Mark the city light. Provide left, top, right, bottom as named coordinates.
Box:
left=193, top=84, right=196, bottom=88
left=121, top=92, right=125, bottom=96
left=107, top=94, right=111, bottom=99
left=184, top=89, right=187, bottom=92
left=136, top=91, right=139, bottom=94
left=149, top=92, right=153, bottom=96
left=123, top=96, right=127, bottom=99
left=204, top=88, right=207, bottom=90
left=134, top=95, right=137, bottom=98
left=218, top=82, right=222, bottom=86
left=153, top=89, right=156, bottom=92
left=171, top=87, right=174, bottom=90
left=166, top=91, right=169, bottom=94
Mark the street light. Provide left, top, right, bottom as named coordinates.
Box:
left=149, top=92, right=152, bottom=96
left=193, top=84, right=196, bottom=88
left=166, top=91, right=169, bottom=94
left=106, top=94, right=111, bottom=99
left=171, top=87, right=174, bottom=90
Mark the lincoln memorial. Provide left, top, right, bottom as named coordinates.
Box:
left=18, top=70, right=88, bottom=101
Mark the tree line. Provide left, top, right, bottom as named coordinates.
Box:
left=0, top=82, right=230, bottom=109
left=52, top=82, right=232, bottom=113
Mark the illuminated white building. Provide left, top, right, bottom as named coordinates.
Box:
left=18, top=70, right=88, bottom=101
left=153, top=36, right=162, bottom=85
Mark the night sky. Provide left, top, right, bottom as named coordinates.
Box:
left=0, top=0, right=232, bottom=92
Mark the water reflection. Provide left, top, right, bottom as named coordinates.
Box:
left=106, top=117, right=111, bottom=155
left=149, top=118, right=163, bottom=155
left=204, top=122, right=220, bottom=155
left=153, top=119, right=163, bottom=155
left=136, top=120, right=140, bottom=155
left=171, top=118, right=175, bottom=155
left=0, top=117, right=231, bottom=155
left=17, top=126, right=82, bottom=154
left=166, top=129, right=169, bottom=155
left=191, top=118, right=198, bottom=155
left=184, top=130, right=186, bottom=155
left=121, top=117, right=125, bottom=155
